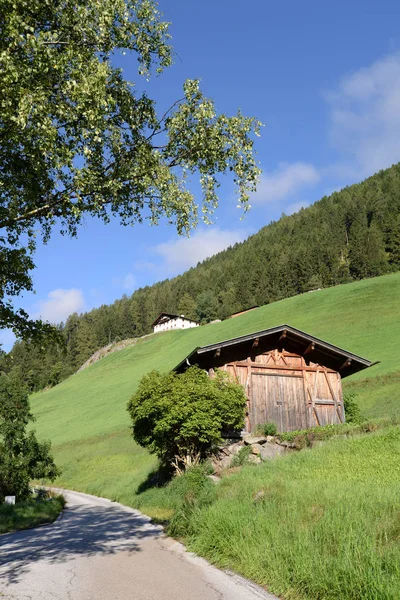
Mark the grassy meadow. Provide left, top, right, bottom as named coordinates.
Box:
left=182, top=426, right=400, bottom=600
left=130, top=424, right=400, bottom=599
left=32, top=272, right=400, bottom=480
left=0, top=496, right=65, bottom=535
left=30, top=272, right=400, bottom=599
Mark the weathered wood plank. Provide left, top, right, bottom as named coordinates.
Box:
left=220, top=345, right=345, bottom=432
left=229, top=360, right=336, bottom=373
left=323, top=370, right=344, bottom=423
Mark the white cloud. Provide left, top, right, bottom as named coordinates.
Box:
left=252, top=163, right=320, bottom=205
left=326, top=52, right=400, bottom=176
left=133, top=260, right=157, bottom=272
left=35, top=288, right=85, bottom=324
left=154, top=227, right=248, bottom=273
left=123, top=272, right=136, bottom=291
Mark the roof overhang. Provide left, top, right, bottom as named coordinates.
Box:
left=152, top=312, right=200, bottom=328
left=173, top=324, right=374, bottom=378
left=151, top=312, right=179, bottom=327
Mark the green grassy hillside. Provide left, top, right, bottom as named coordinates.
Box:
left=183, top=425, right=400, bottom=600
left=31, top=272, right=400, bottom=501
left=29, top=272, right=400, bottom=600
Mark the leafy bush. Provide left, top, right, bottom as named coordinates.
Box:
left=262, top=422, right=277, bottom=436
left=343, top=392, right=362, bottom=423
left=128, top=366, right=246, bottom=473
left=0, top=370, right=59, bottom=502
left=254, top=422, right=277, bottom=436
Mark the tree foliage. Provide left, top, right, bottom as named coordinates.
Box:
left=177, top=293, right=198, bottom=321
left=0, top=369, right=59, bottom=501
left=127, top=366, right=245, bottom=472
left=0, top=0, right=261, bottom=338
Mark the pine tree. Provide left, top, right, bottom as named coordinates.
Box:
left=74, top=319, right=98, bottom=369
left=349, top=219, right=388, bottom=279
left=196, top=292, right=218, bottom=323
left=386, top=214, right=400, bottom=268
left=178, top=293, right=198, bottom=321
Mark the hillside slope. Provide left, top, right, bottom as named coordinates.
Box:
left=183, top=425, right=400, bottom=600
left=31, top=272, right=400, bottom=501
left=10, top=162, right=400, bottom=392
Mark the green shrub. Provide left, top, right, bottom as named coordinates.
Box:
left=128, top=366, right=246, bottom=473
left=343, top=392, right=363, bottom=423
left=0, top=494, right=65, bottom=534
left=262, top=422, right=277, bottom=436
left=254, top=422, right=277, bottom=437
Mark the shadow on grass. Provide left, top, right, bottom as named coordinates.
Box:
left=136, top=464, right=173, bottom=495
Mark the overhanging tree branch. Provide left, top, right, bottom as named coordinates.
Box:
left=0, top=0, right=261, bottom=340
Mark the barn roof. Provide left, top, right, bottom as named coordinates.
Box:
left=173, top=324, right=374, bottom=377
left=151, top=312, right=199, bottom=327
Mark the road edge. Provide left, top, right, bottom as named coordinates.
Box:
left=51, top=487, right=280, bottom=600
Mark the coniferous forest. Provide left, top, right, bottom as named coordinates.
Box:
left=2, top=163, right=400, bottom=391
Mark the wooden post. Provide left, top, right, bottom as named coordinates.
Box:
left=302, top=369, right=311, bottom=428
left=323, top=370, right=344, bottom=423
left=246, top=362, right=252, bottom=432
left=309, top=370, right=321, bottom=426
left=304, top=342, right=315, bottom=356
left=340, top=358, right=352, bottom=371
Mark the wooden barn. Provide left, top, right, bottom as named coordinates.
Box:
left=174, top=325, right=373, bottom=433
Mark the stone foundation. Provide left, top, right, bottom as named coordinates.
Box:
left=211, top=435, right=295, bottom=473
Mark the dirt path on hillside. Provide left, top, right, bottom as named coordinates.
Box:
left=0, top=489, right=278, bottom=600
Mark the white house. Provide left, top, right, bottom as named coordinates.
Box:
left=152, top=312, right=200, bottom=334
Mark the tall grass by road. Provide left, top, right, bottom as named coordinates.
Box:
left=134, top=425, right=400, bottom=600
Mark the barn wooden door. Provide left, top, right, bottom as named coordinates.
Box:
left=304, top=370, right=344, bottom=426
left=250, top=372, right=308, bottom=432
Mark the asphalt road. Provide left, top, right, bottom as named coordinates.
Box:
left=0, top=489, right=278, bottom=600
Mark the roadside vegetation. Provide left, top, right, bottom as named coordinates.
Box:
left=0, top=493, right=65, bottom=535
left=0, top=370, right=59, bottom=504
left=133, top=423, right=400, bottom=600
left=0, top=369, right=61, bottom=535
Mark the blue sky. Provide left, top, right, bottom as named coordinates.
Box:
left=2, top=0, right=400, bottom=349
